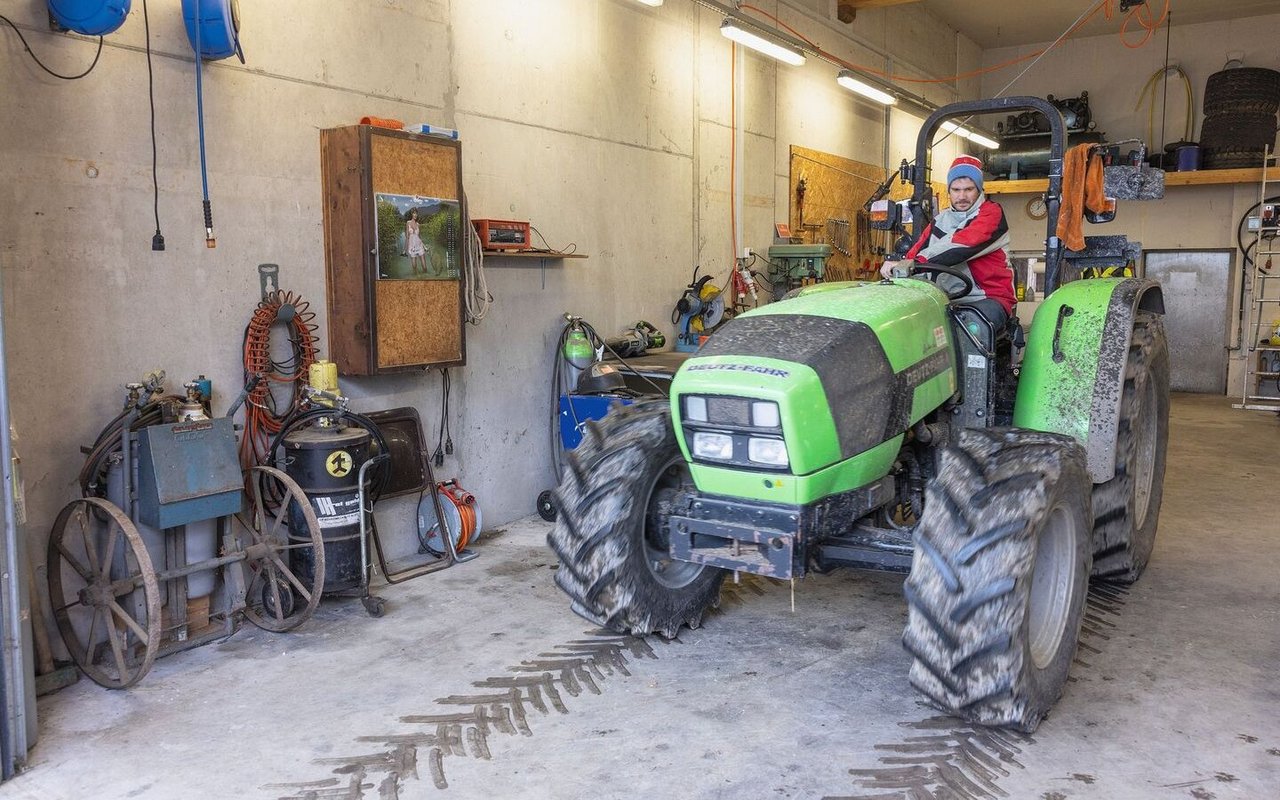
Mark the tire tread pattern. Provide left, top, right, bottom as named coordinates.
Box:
left=1089, top=312, right=1170, bottom=582
left=547, top=400, right=723, bottom=638
left=903, top=428, right=1092, bottom=732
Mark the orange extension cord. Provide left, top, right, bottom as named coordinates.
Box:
left=239, top=290, right=320, bottom=471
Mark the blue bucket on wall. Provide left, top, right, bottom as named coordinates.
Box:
left=48, top=0, right=131, bottom=36
left=182, top=0, right=244, bottom=62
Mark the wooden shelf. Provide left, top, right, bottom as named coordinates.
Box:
left=481, top=251, right=588, bottom=260
left=986, top=167, right=1269, bottom=195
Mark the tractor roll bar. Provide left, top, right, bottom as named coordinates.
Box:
left=911, top=96, right=1067, bottom=294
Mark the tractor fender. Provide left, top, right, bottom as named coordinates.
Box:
left=1013, top=277, right=1164, bottom=483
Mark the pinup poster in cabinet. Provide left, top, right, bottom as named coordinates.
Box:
left=374, top=193, right=462, bottom=280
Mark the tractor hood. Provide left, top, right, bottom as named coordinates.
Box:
left=670, top=280, right=956, bottom=505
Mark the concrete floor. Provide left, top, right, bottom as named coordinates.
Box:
left=8, top=394, right=1280, bottom=800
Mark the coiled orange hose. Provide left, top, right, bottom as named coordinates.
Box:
left=239, top=289, right=319, bottom=471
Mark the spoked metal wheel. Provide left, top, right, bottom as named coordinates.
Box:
left=47, top=498, right=161, bottom=689
left=236, top=466, right=324, bottom=632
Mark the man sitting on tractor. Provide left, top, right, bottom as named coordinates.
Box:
left=881, top=154, right=1015, bottom=328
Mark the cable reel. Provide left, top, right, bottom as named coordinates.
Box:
left=47, top=0, right=130, bottom=36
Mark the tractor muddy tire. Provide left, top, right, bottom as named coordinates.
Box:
left=903, top=428, right=1093, bottom=733
left=548, top=400, right=724, bottom=637
left=1090, top=311, right=1170, bottom=582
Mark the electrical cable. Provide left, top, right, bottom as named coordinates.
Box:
left=434, top=368, right=451, bottom=466
left=240, top=290, right=320, bottom=473
left=79, top=395, right=183, bottom=497
left=736, top=0, right=1165, bottom=87
left=1158, top=10, right=1171, bottom=151
left=730, top=41, right=738, bottom=272
left=0, top=15, right=102, bottom=80
left=1234, top=197, right=1280, bottom=350
left=142, top=0, right=164, bottom=250
left=461, top=194, right=492, bottom=323
left=527, top=225, right=577, bottom=256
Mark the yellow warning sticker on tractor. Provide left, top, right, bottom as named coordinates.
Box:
left=326, top=450, right=353, bottom=477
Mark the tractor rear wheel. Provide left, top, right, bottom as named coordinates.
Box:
left=548, top=400, right=724, bottom=637
left=903, top=428, right=1092, bottom=732
left=1090, top=311, right=1170, bottom=582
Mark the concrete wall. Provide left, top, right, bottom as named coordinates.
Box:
left=980, top=14, right=1280, bottom=395
left=0, top=0, right=981, bottom=572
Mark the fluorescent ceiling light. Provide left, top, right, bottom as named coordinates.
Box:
left=720, top=19, right=806, bottom=66
left=937, top=120, right=999, bottom=150
left=836, top=70, right=896, bottom=105
left=967, top=132, right=1000, bottom=150
left=634, top=0, right=663, bottom=5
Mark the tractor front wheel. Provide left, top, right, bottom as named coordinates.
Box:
left=903, top=428, right=1092, bottom=733
left=548, top=400, right=724, bottom=637
left=1090, top=310, right=1170, bottom=582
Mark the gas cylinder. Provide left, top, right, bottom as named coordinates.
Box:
left=283, top=423, right=371, bottom=592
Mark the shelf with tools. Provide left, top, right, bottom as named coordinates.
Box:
left=986, top=167, right=1270, bottom=195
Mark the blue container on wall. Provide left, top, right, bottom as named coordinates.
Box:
left=182, top=0, right=244, bottom=62
left=48, top=0, right=131, bottom=36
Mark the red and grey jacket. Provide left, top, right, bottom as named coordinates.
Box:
left=905, top=197, right=1016, bottom=314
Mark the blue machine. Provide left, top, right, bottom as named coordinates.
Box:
left=48, top=0, right=130, bottom=35
left=558, top=394, right=635, bottom=451
left=182, top=0, right=243, bottom=62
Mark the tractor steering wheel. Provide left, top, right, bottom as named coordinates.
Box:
left=911, top=262, right=975, bottom=301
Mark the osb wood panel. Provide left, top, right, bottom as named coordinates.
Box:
left=321, top=126, right=371, bottom=375
left=370, top=132, right=459, bottom=201
left=788, top=145, right=945, bottom=281
left=375, top=280, right=463, bottom=368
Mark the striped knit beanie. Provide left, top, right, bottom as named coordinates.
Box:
left=947, top=154, right=985, bottom=192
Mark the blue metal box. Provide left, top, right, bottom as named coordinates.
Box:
left=558, top=394, right=636, bottom=451
left=136, top=417, right=244, bottom=528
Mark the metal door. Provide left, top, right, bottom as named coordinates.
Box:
left=1144, top=250, right=1233, bottom=393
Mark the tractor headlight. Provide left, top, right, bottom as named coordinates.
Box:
left=685, top=396, right=708, bottom=422
left=747, top=437, right=789, bottom=467
left=751, top=401, right=780, bottom=428
left=692, top=432, right=735, bottom=461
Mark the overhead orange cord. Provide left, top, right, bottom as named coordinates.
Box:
left=730, top=42, right=738, bottom=270
left=738, top=0, right=1167, bottom=85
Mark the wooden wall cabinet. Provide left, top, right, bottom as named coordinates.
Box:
left=320, top=125, right=467, bottom=375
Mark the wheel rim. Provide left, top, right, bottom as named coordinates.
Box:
left=1027, top=503, right=1079, bottom=670
left=1132, top=377, right=1159, bottom=529
left=643, top=456, right=703, bottom=589
left=47, top=498, right=161, bottom=689
left=237, top=466, right=325, bottom=632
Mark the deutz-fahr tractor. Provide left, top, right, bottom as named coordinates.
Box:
left=547, top=97, right=1170, bottom=732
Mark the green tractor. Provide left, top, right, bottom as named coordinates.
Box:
left=548, top=98, right=1169, bottom=732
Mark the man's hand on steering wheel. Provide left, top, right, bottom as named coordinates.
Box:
left=910, top=262, right=975, bottom=301
left=879, top=259, right=916, bottom=280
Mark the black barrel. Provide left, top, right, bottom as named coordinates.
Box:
left=283, top=424, right=371, bottom=592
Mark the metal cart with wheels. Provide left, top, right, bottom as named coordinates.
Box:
left=47, top=390, right=324, bottom=689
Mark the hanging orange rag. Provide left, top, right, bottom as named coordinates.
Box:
left=1056, top=144, right=1108, bottom=252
